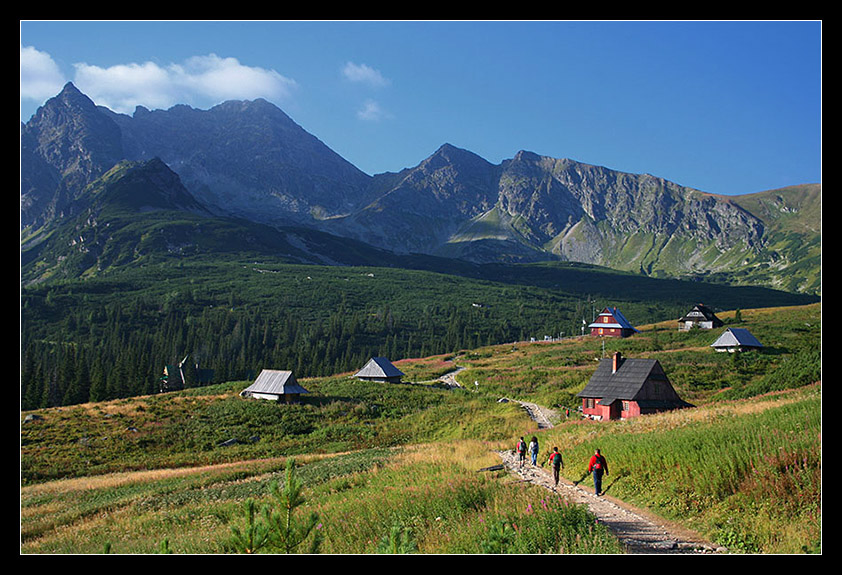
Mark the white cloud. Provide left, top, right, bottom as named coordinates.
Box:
left=342, top=62, right=392, bottom=122
left=356, top=99, right=392, bottom=122
left=73, top=54, right=297, bottom=114
left=18, top=48, right=298, bottom=115
left=342, top=62, right=390, bottom=88
left=73, top=61, right=176, bottom=112
left=20, top=45, right=66, bottom=102
left=171, top=54, right=297, bottom=104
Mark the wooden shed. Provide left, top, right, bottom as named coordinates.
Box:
left=588, top=307, right=639, bottom=338
left=710, top=328, right=764, bottom=353
left=678, top=304, right=724, bottom=331
left=354, top=357, right=405, bottom=383
left=577, top=352, right=692, bottom=420
left=240, top=369, right=309, bottom=403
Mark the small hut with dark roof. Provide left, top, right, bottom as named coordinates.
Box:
left=354, top=357, right=405, bottom=383
left=678, top=304, right=724, bottom=331
left=577, top=352, right=692, bottom=420
left=240, top=369, right=309, bottom=403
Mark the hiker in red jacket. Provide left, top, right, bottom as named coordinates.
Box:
left=516, top=437, right=527, bottom=467
left=588, top=449, right=609, bottom=496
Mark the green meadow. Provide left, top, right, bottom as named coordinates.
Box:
left=21, top=304, right=821, bottom=554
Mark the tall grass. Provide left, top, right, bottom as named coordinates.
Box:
left=548, top=385, right=821, bottom=553
left=21, top=441, right=622, bottom=554
left=301, top=441, right=623, bottom=554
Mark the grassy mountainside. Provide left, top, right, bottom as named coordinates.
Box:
left=21, top=304, right=821, bottom=554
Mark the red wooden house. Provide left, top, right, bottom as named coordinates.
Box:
left=588, top=307, right=638, bottom=338
left=577, top=352, right=692, bottom=420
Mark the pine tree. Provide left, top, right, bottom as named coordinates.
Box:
left=265, top=459, right=322, bottom=554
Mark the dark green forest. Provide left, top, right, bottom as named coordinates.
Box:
left=20, top=257, right=817, bottom=411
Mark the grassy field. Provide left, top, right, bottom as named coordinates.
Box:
left=20, top=304, right=821, bottom=554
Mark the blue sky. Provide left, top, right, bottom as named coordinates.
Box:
left=20, top=20, right=821, bottom=196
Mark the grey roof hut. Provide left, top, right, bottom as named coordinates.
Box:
left=240, top=369, right=309, bottom=403
left=577, top=352, right=692, bottom=420
left=678, top=304, right=724, bottom=331
left=710, top=328, right=764, bottom=353
left=354, top=357, right=405, bottom=383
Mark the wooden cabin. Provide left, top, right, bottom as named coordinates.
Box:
left=161, top=363, right=184, bottom=392
left=678, top=304, right=723, bottom=331
left=588, top=307, right=638, bottom=338
left=354, top=357, right=405, bottom=383
left=710, top=328, right=764, bottom=353
left=577, top=352, right=692, bottom=420
left=240, top=369, right=309, bottom=403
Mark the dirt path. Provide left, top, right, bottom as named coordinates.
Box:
left=497, top=400, right=724, bottom=554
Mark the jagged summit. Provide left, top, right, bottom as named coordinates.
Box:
left=21, top=85, right=821, bottom=295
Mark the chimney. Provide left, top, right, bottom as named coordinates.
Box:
left=612, top=352, right=621, bottom=374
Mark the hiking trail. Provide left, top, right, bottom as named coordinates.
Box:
left=495, top=400, right=724, bottom=554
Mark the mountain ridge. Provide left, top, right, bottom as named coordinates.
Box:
left=21, top=83, right=821, bottom=294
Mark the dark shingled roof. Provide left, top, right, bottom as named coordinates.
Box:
left=578, top=357, right=661, bottom=401
left=577, top=354, right=692, bottom=409
left=678, top=303, right=722, bottom=324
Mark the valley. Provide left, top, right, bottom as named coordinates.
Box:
left=21, top=304, right=821, bottom=554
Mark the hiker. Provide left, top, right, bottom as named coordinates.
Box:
left=528, top=436, right=539, bottom=466
left=548, top=447, right=564, bottom=488
left=516, top=436, right=527, bottom=467
left=588, top=449, right=609, bottom=496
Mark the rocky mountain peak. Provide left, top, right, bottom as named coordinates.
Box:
left=21, top=85, right=821, bottom=294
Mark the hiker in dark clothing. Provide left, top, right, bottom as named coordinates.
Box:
left=588, top=449, right=608, bottom=496
left=548, top=447, right=564, bottom=489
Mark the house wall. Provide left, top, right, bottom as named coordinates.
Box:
left=581, top=397, right=602, bottom=419
left=624, top=400, right=641, bottom=418
left=591, top=327, right=624, bottom=337
left=583, top=397, right=675, bottom=420
left=680, top=320, right=715, bottom=331
left=247, top=392, right=300, bottom=403
left=582, top=398, right=632, bottom=420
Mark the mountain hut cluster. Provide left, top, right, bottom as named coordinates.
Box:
left=224, top=303, right=763, bottom=422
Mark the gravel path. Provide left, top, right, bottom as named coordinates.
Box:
left=497, top=399, right=724, bottom=554
left=496, top=450, right=722, bottom=554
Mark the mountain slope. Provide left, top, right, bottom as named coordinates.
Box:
left=20, top=84, right=821, bottom=294
left=21, top=159, right=374, bottom=284
left=326, top=146, right=819, bottom=294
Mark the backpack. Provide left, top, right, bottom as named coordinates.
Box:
left=517, top=441, right=525, bottom=454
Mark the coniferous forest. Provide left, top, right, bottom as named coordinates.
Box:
left=20, top=255, right=817, bottom=411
